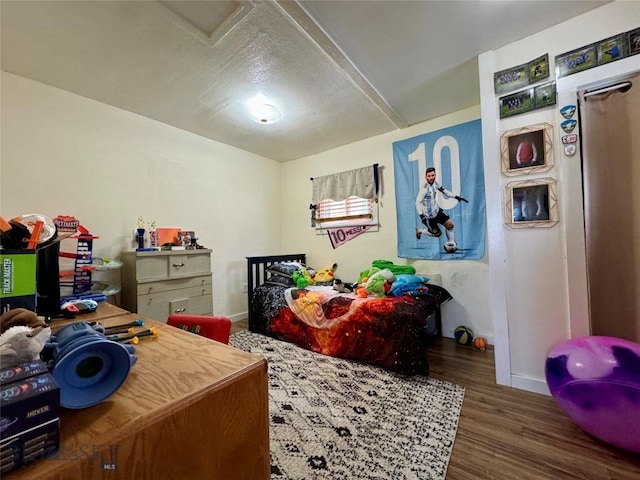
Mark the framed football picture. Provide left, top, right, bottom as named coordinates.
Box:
left=500, top=123, right=554, bottom=176
left=504, top=178, right=559, bottom=229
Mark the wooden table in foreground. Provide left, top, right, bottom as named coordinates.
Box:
left=11, top=309, right=270, bottom=480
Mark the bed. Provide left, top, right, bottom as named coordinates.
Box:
left=246, top=254, right=452, bottom=374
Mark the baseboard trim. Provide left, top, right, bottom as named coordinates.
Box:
left=510, top=374, right=550, bottom=396
left=228, top=312, right=247, bottom=323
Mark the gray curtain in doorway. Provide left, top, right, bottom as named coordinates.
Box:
left=579, top=72, right=640, bottom=342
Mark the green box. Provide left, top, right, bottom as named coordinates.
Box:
left=1, top=250, right=36, bottom=312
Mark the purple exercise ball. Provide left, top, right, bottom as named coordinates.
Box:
left=545, top=336, right=640, bottom=453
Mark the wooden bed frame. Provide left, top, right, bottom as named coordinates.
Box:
left=246, top=254, right=306, bottom=331
left=246, top=254, right=443, bottom=337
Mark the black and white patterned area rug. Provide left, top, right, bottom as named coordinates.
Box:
left=229, top=331, right=465, bottom=480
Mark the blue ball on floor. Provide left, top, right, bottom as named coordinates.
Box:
left=454, top=326, right=474, bottom=345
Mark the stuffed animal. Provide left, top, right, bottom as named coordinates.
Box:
left=364, top=268, right=395, bottom=297
left=292, top=268, right=314, bottom=289
left=0, top=308, right=51, bottom=368
left=314, top=263, right=338, bottom=285
left=332, top=279, right=354, bottom=293
left=1, top=308, right=48, bottom=334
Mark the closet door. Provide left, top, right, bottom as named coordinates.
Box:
left=579, top=72, right=640, bottom=342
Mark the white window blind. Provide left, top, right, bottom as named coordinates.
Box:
left=310, top=165, right=379, bottom=229
left=311, top=164, right=378, bottom=204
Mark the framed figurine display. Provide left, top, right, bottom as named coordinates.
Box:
left=504, top=178, right=559, bottom=229
left=500, top=123, right=554, bottom=176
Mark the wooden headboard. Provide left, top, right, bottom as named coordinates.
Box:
left=246, top=254, right=306, bottom=330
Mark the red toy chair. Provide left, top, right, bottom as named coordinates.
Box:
left=167, top=314, right=232, bottom=344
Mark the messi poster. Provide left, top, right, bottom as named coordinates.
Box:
left=393, top=119, right=485, bottom=260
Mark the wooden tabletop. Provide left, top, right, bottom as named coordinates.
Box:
left=11, top=312, right=269, bottom=479
left=48, top=301, right=130, bottom=327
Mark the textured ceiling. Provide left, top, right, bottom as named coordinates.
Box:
left=1, top=0, right=611, bottom=161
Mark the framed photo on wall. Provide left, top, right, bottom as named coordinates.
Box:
left=533, top=81, right=556, bottom=110
left=494, top=63, right=529, bottom=95
left=555, top=44, right=597, bottom=78
left=499, top=88, right=534, bottom=118
left=500, top=123, right=554, bottom=176
left=504, top=178, right=559, bottom=229
left=528, top=54, right=549, bottom=84
left=596, top=34, right=626, bottom=65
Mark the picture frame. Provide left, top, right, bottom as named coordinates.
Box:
left=504, top=178, right=559, bottom=229
left=597, top=34, right=626, bottom=65
left=500, top=123, right=554, bottom=176
left=527, top=54, right=550, bottom=84
left=499, top=88, right=534, bottom=119
left=555, top=44, right=597, bottom=78
left=494, top=63, right=529, bottom=95
left=533, top=81, right=556, bottom=110
left=628, top=27, right=640, bottom=56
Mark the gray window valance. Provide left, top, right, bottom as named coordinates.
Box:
left=311, top=164, right=379, bottom=204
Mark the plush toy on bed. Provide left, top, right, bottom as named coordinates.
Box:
left=333, top=279, right=355, bottom=293
left=313, top=263, right=338, bottom=285
left=365, top=268, right=395, bottom=297
left=354, top=267, right=395, bottom=297
left=292, top=268, right=314, bottom=289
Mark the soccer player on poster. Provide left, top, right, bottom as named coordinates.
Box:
left=415, top=167, right=468, bottom=253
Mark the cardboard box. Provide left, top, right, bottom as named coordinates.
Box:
left=0, top=372, right=60, bottom=441
left=0, top=371, right=60, bottom=474
left=0, top=250, right=36, bottom=313
left=0, top=418, right=59, bottom=475
left=0, top=359, right=49, bottom=387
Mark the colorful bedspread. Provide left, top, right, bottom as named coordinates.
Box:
left=250, top=284, right=452, bottom=374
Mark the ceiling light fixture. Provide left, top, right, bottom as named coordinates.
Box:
left=247, top=96, right=282, bottom=124
left=249, top=103, right=281, bottom=124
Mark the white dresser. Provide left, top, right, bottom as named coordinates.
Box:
left=121, top=249, right=213, bottom=322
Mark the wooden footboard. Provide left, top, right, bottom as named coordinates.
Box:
left=246, top=254, right=306, bottom=331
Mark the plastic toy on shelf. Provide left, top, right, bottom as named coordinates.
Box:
left=54, top=216, right=122, bottom=303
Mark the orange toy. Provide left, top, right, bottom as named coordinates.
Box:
left=473, top=337, right=488, bottom=351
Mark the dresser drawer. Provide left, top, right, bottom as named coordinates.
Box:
left=168, top=253, right=211, bottom=277
left=134, top=253, right=211, bottom=281
left=137, top=286, right=213, bottom=321
left=136, top=275, right=212, bottom=296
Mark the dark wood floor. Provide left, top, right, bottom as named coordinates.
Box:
left=230, top=320, right=640, bottom=479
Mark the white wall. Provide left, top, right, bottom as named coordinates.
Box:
left=281, top=106, right=494, bottom=343
left=0, top=72, right=282, bottom=321
left=479, top=0, right=640, bottom=394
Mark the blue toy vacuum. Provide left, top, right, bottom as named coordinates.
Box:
left=43, top=322, right=137, bottom=409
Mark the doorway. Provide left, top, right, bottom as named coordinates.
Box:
left=578, top=72, right=640, bottom=342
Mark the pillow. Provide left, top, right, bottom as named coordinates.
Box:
left=266, top=262, right=305, bottom=277
left=265, top=273, right=296, bottom=288
left=266, top=262, right=316, bottom=281
left=389, top=274, right=429, bottom=296
left=392, top=274, right=429, bottom=286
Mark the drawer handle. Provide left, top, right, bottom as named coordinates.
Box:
left=148, top=286, right=153, bottom=294
left=174, top=307, right=186, bottom=313
left=172, top=262, right=185, bottom=269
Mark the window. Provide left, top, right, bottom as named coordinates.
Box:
left=310, top=164, right=380, bottom=231
left=315, top=196, right=377, bottom=229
